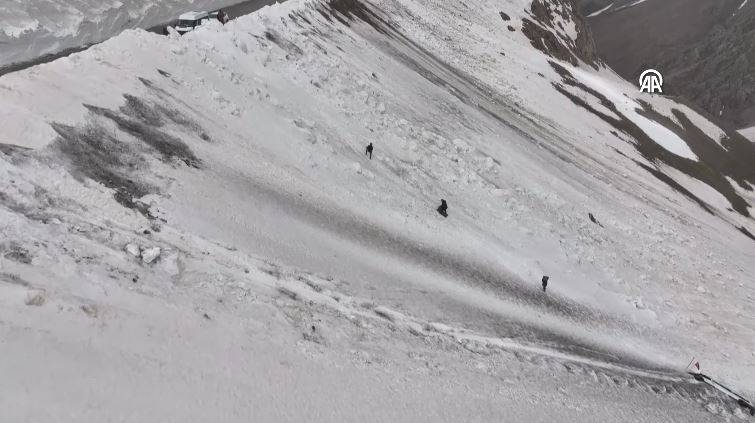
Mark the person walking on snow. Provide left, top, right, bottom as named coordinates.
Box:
left=217, top=9, right=229, bottom=24
left=437, top=199, right=448, bottom=217
left=541, top=275, right=549, bottom=292
left=365, top=142, right=373, bottom=159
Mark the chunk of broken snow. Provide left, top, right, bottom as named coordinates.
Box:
left=351, top=162, right=362, bottom=174
left=141, top=247, right=161, bottom=264
left=80, top=303, right=98, bottom=318
left=406, top=321, right=424, bottom=335
left=124, top=243, right=141, bottom=257
left=425, top=322, right=453, bottom=334
left=159, top=252, right=180, bottom=276
left=166, top=26, right=180, bottom=39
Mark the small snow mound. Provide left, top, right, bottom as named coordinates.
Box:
left=406, top=321, right=425, bottom=335
left=80, top=303, right=99, bottom=318
left=460, top=338, right=491, bottom=355
left=166, top=26, right=180, bottom=39
left=24, top=289, right=46, bottom=307
left=452, top=139, right=472, bottom=153
left=373, top=306, right=404, bottom=322
left=201, top=20, right=224, bottom=32
left=425, top=322, right=453, bottom=334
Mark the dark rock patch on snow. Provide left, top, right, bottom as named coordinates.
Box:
left=264, top=30, right=304, bottom=58
left=0, top=143, right=32, bottom=156
left=1, top=241, right=33, bottom=264
left=51, top=91, right=205, bottom=217
left=52, top=122, right=154, bottom=216
left=84, top=102, right=200, bottom=168
left=739, top=226, right=755, bottom=242
left=522, top=0, right=600, bottom=69
left=323, top=0, right=397, bottom=35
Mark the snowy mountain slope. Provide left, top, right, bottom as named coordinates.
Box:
left=0, top=0, right=247, bottom=70
left=1, top=0, right=754, bottom=420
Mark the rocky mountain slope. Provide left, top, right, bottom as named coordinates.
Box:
left=579, top=0, right=755, bottom=129
left=1, top=0, right=754, bottom=420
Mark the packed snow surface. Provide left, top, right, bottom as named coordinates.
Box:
left=0, top=0, right=753, bottom=421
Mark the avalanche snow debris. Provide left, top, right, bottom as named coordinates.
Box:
left=0, top=0, right=753, bottom=419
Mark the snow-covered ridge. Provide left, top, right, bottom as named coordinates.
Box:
left=1, top=0, right=754, bottom=419
left=0, top=0, right=242, bottom=68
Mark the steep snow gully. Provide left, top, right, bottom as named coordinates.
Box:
left=1, top=0, right=754, bottom=421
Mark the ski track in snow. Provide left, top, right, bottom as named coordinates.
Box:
left=0, top=0, right=754, bottom=420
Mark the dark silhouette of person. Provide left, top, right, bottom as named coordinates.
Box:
left=365, top=142, right=373, bottom=159
left=437, top=199, right=448, bottom=217
left=588, top=212, right=604, bottom=227
left=542, top=275, right=549, bottom=292
left=217, top=10, right=228, bottom=24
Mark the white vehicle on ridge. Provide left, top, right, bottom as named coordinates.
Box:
left=174, top=11, right=211, bottom=35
